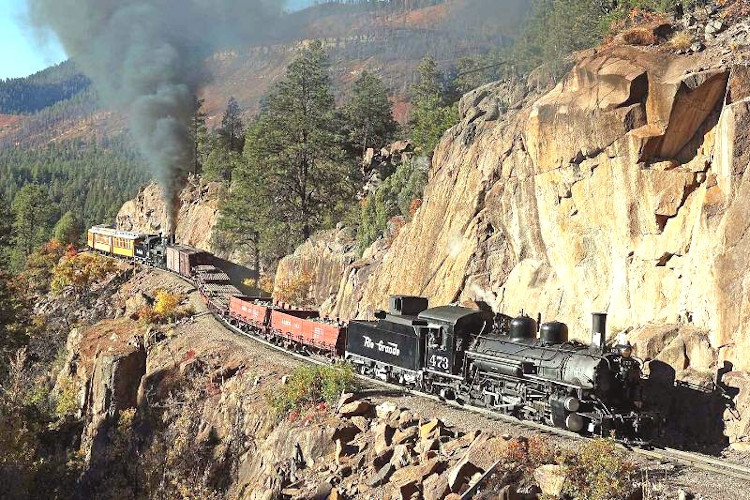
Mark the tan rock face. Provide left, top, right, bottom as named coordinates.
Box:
left=274, top=227, right=358, bottom=310
left=316, top=42, right=750, bottom=382
left=117, top=176, right=223, bottom=252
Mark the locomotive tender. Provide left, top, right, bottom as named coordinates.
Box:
left=88, top=226, right=657, bottom=439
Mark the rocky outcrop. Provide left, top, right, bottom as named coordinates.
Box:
left=274, top=227, right=359, bottom=310
left=117, top=176, right=223, bottom=252
left=325, top=21, right=750, bottom=373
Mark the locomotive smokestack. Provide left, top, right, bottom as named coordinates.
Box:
left=591, top=313, right=607, bottom=350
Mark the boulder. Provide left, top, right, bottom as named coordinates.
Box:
left=363, top=147, right=375, bottom=168
left=447, top=457, right=483, bottom=493
left=419, top=418, right=446, bottom=440
left=369, top=462, right=395, bottom=487
left=442, top=430, right=481, bottom=455
left=462, top=434, right=515, bottom=471
left=376, top=401, right=399, bottom=420
left=331, top=422, right=361, bottom=445
left=398, top=410, right=416, bottom=427
left=423, top=473, right=451, bottom=500
left=393, top=425, right=419, bottom=445
left=390, top=458, right=444, bottom=488
left=390, top=443, right=413, bottom=467
left=534, top=464, right=568, bottom=497
left=339, top=400, right=371, bottom=418
left=350, top=416, right=370, bottom=433
left=373, top=422, right=395, bottom=455
left=390, top=140, right=412, bottom=156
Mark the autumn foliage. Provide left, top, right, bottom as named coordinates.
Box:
left=273, top=270, right=315, bottom=306
left=50, top=252, right=118, bottom=295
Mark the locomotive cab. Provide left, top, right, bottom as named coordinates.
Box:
left=417, top=306, right=487, bottom=377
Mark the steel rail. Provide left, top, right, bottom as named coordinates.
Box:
left=122, top=262, right=750, bottom=485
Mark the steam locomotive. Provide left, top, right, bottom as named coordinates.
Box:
left=346, top=296, right=657, bottom=439
left=88, top=226, right=658, bottom=440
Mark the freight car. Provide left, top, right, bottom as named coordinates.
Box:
left=228, top=296, right=347, bottom=356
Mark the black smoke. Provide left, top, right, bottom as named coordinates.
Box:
left=27, top=0, right=285, bottom=234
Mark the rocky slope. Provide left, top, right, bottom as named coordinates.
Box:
left=49, top=268, right=744, bottom=499
left=117, top=176, right=226, bottom=250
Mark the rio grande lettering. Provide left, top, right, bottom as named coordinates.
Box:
left=362, top=336, right=400, bottom=356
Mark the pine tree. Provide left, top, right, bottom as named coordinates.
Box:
left=409, top=57, right=458, bottom=154
left=11, top=184, right=52, bottom=264
left=190, top=95, right=208, bottom=175
left=218, top=97, right=245, bottom=154
left=52, top=211, right=82, bottom=246
left=219, top=41, right=354, bottom=263
left=342, top=71, right=399, bottom=157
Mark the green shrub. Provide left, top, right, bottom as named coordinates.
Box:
left=270, top=364, right=356, bottom=417
left=564, top=438, right=637, bottom=500
left=358, top=157, right=428, bottom=250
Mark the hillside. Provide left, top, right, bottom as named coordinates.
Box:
left=0, top=0, right=527, bottom=148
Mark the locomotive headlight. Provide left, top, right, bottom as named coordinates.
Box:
left=620, top=346, right=633, bottom=358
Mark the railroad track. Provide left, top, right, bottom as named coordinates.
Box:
left=143, top=264, right=750, bottom=485
left=210, top=303, right=750, bottom=484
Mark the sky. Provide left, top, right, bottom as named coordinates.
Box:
left=0, top=0, right=67, bottom=80
left=0, top=0, right=318, bottom=81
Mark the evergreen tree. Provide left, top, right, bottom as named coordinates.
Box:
left=203, top=147, right=242, bottom=183
left=220, top=41, right=355, bottom=263
left=342, top=71, right=399, bottom=156
left=11, top=184, right=52, bottom=264
left=218, top=97, right=245, bottom=154
left=0, top=195, right=12, bottom=260
left=412, top=57, right=443, bottom=103
left=190, top=95, right=208, bottom=175
left=409, top=57, right=459, bottom=154
left=52, top=211, right=82, bottom=246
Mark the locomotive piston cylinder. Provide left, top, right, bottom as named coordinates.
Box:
left=565, top=413, right=585, bottom=432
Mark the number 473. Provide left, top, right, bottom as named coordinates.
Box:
left=429, top=355, right=449, bottom=370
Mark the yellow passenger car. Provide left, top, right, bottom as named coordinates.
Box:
left=87, top=225, right=145, bottom=258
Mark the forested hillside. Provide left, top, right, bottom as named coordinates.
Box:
left=0, top=61, right=90, bottom=115
left=0, top=139, right=149, bottom=269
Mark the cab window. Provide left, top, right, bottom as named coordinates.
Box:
left=427, top=327, right=448, bottom=350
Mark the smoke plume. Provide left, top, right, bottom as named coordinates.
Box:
left=27, top=0, right=284, bottom=235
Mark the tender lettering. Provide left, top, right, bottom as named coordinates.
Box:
left=362, top=336, right=400, bottom=356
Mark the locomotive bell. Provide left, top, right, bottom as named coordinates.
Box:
left=591, top=312, right=607, bottom=350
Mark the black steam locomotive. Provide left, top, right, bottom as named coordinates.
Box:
left=346, top=296, right=657, bottom=439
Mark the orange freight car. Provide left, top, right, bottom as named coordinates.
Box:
left=229, top=296, right=272, bottom=328
left=270, top=309, right=346, bottom=355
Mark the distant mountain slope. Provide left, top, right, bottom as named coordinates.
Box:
left=0, top=0, right=528, bottom=148
left=0, top=61, right=90, bottom=115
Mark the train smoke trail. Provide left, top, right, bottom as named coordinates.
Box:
left=27, top=0, right=284, bottom=235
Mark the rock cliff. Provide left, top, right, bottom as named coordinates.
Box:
left=117, top=176, right=223, bottom=252
left=315, top=19, right=750, bottom=373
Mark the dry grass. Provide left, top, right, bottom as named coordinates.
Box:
left=669, top=31, right=693, bottom=51
left=622, top=26, right=658, bottom=46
